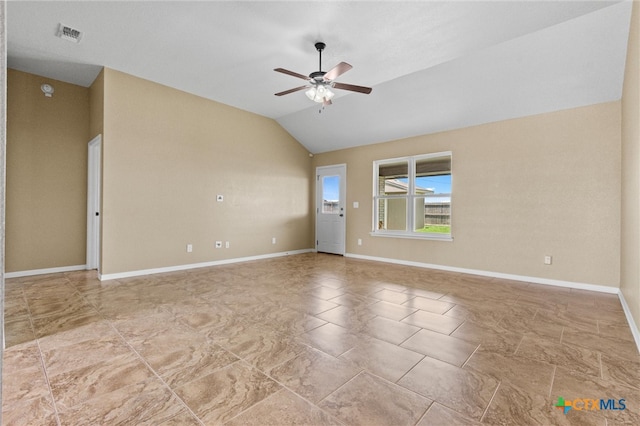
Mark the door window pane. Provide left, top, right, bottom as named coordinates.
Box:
left=322, top=175, right=340, bottom=214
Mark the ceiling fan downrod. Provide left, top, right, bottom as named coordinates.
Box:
left=315, top=42, right=326, bottom=73
left=309, top=42, right=327, bottom=81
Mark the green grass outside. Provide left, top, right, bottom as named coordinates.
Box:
left=417, top=225, right=451, bottom=234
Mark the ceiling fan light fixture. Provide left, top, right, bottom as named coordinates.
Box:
left=306, top=83, right=335, bottom=103
left=324, top=88, right=335, bottom=101
left=305, top=87, right=316, bottom=101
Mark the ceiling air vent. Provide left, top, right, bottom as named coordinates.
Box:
left=56, top=23, right=83, bottom=43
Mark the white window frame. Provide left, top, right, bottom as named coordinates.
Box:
left=371, top=151, right=453, bottom=241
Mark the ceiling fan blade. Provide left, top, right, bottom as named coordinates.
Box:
left=324, top=62, right=352, bottom=81
left=274, top=68, right=310, bottom=81
left=333, top=82, right=372, bottom=94
left=274, top=86, right=308, bottom=96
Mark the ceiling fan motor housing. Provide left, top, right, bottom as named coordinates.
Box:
left=309, top=71, right=326, bottom=80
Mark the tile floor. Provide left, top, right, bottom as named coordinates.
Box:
left=2, top=253, right=639, bottom=425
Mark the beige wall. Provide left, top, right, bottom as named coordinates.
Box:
left=4, top=65, right=630, bottom=292
left=101, top=69, right=312, bottom=275
left=89, top=69, right=104, bottom=141
left=314, top=102, right=621, bottom=287
left=1, top=0, right=7, bottom=402
left=89, top=69, right=105, bottom=269
left=6, top=69, right=89, bottom=272
left=621, top=1, right=640, bottom=330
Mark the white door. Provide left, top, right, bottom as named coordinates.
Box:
left=86, top=135, right=102, bottom=271
left=316, top=164, right=346, bottom=255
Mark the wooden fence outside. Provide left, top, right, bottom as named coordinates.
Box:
left=425, top=202, right=450, bottom=225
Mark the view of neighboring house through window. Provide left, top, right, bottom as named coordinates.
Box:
left=373, top=152, right=452, bottom=239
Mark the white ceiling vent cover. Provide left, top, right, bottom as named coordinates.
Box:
left=56, top=24, right=83, bottom=43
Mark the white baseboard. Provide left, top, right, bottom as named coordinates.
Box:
left=617, top=291, right=640, bottom=352
left=345, top=253, right=619, bottom=294
left=5, top=264, right=87, bottom=279
left=99, top=249, right=314, bottom=281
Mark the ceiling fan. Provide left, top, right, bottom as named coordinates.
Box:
left=274, top=42, right=372, bottom=106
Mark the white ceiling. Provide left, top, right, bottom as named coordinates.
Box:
left=7, top=1, right=632, bottom=154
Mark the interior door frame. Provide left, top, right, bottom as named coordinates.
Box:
left=315, top=164, right=347, bottom=255
left=86, top=135, right=102, bottom=271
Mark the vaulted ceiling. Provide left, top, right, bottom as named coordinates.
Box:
left=7, top=1, right=632, bottom=153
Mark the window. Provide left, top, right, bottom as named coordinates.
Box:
left=321, top=175, right=340, bottom=214
left=373, top=152, right=452, bottom=240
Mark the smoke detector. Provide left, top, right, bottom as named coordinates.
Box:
left=41, top=84, right=54, bottom=97
left=56, top=23, right=83, bottom=43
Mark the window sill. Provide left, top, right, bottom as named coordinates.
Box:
left=369, top=231, right=453, bottom=242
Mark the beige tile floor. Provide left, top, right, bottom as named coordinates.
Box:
left=3, top=253, right=640, bottom=425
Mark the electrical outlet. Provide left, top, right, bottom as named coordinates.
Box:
left=225, top=241, right=230, bottom=249
left=186, top=244, right=193, bottom=253
left=544, top=255, right=552, bottom=265
left=272, top=237, right=277, bottom=245
left=357, top=238, right=362, bottom=246
left=215, top=241, right=222, bottom=248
